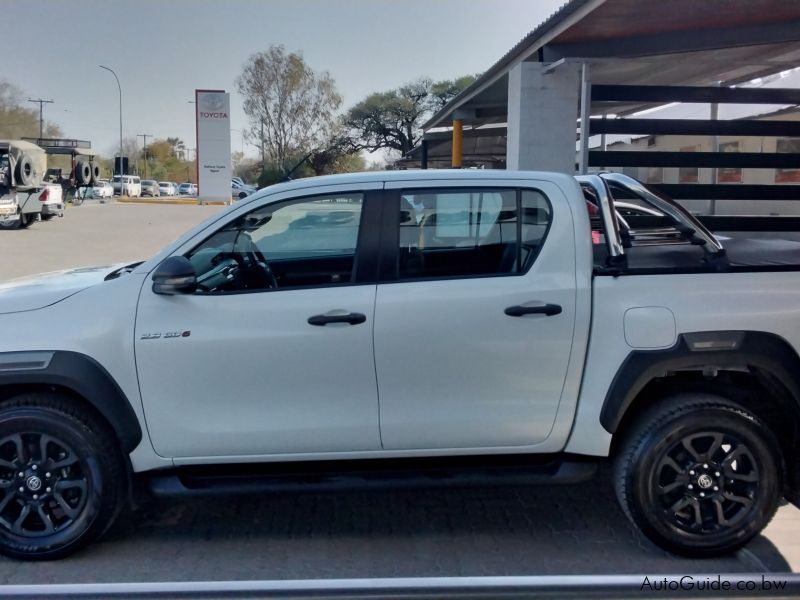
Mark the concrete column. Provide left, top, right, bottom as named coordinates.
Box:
left=577, top=63, right=592, bottom=175
left=506, top=61, right=582, bottom=173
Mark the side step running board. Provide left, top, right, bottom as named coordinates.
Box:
left=146, top=458, right=599, bottom=498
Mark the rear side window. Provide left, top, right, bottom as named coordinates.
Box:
left=396, top=188, right=551, bottom=280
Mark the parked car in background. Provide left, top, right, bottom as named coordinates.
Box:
left=111, top=175, right=142, bottom=197
left=231, top=177, right=257, bottom=200
left=158, top=181, right=176, bottom=196
left=92, top=180, right=114, bottom=199
left=178, top=182, right=197, bottom=196
left=141, top=180, right=161, bottom=197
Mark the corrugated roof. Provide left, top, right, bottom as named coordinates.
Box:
left=424, top=0, right=800, bottom=130
left=423, top=0, right=599, bottom=129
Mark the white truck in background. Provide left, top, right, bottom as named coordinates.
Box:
left=0, top=140, right=61, bottom=230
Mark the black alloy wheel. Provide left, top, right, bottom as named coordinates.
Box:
left=654, top=430, right=760, bottom=535
left=615, top=393, right=782, bottom=556
left=0, top=393, right=125, bottom=560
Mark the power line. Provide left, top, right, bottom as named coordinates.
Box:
left=27, top=98, right=54, bottom=140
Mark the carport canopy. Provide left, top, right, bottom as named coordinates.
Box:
left=410, top=0, right=800, bottom=170
left=427, top=0, right=800, bottom=128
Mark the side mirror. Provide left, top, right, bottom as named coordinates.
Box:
left=152, top=256, right=197, bottom=295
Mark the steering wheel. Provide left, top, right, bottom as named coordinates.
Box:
left=196, top=252, right=246, bottom=291
left=238, top=234, right=278, bottom=289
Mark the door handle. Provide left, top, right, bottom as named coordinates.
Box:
left=504, top=303, right=562, bottom=317
left=308, top=312, right=367, bottom=326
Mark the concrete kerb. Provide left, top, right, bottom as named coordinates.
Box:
left=115, top=197, right=230, bottom=206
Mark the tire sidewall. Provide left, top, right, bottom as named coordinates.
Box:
left=627, top=405, right=781, bottom=555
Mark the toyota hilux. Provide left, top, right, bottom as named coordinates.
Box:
left=0, top=169, right=799, bottom=560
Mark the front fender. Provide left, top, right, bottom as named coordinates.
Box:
left=0, top=350, right=142, bottom=452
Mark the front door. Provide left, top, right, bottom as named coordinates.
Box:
left=135, top=186, right=382, bottom=459
left=374, top=181, right=577, bottom=450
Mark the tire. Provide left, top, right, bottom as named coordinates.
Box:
left=0, top=392, right=126, bottom=560
left=74, top=161, right=92, bottom=187
left=614, top=393, right=782, bottom=557
left=15, top=154, right=35, bottom=187
left=41, top=214, right=56, bottom=221
left=90, top=164, right=101, bottom=185
left=0, top=217, right=21, bottom=230
left=18, top=214, right=36, bottom=229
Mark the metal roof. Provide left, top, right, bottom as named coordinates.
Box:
left=424, top=0, right=800, bottom=129
left=21, top=138, right=94, bottom=156
left=0, top=140, right=46, bottom=154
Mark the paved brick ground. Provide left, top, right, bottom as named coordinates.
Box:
left=0, top=471, right=793, bottom=584
left=0, top=201, right=226, bottom=281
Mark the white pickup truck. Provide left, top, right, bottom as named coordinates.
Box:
left=0, top=140, right=61, bottom=230
left=0, top=169, right=798, bottom=560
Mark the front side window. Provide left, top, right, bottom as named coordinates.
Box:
left=187, top=192, right=364, bottom=293
left=397, top=188, right=550, bottom=280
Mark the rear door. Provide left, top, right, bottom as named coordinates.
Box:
left=373, top=179, right=578, bottom=450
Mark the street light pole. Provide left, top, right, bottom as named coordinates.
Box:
left=99, top=65, right=123, bottom=189
left=27, top=98, right=54, bottom=140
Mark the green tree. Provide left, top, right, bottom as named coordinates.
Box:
left=429, top=74, right=479, bottom=111
left=257, top=163, right=290, bottom=188
left=233, top=156, right=261, bottom=183
left=307, top=136, right=365, bottom=176
left=343, top=74, right=478, bottom=155
left=236, top=45, right=342, bottom=171
left=116, top=136, right=196, bottom=182
left=0, top=79, right=63, bottom=140
left=165, top=137, right=186, bottom=158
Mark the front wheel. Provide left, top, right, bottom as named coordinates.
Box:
left=0, top=218, right=21, bottom=230
left=614, top=393, right=782, bottom=556
left=0, top=393, right=126, bottom=560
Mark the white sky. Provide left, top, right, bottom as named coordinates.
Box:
left=8, top=0, right=565, bottom=158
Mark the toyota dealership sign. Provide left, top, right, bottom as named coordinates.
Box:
left=195, top=89, right=232, bottom=203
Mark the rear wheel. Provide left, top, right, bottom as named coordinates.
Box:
left=18, top=214, right=36, bottom=229
left=0, top=393, right=125, bottom=560
left=614, top=393, right=782, bottom=556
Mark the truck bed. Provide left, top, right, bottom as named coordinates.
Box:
left=594, top=221, right=800, bottom=274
